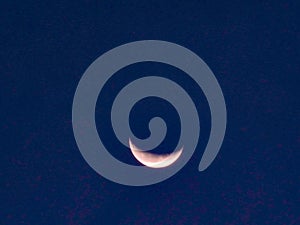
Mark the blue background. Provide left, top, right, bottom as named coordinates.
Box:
left=1, top=1, right=299, bottom=224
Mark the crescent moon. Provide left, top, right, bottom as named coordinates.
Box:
left=129, top=139, right=183, bottom=168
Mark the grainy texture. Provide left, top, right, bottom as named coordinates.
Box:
left=1, top=1, right=299, bottom=224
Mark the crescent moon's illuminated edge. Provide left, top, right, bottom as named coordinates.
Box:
left=129, top=139, right=183, bottom=168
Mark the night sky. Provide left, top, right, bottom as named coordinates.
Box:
left=2, top=1, right=299, bottom=224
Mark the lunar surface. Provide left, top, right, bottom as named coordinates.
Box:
left=129, top=139, right=183, bottom=168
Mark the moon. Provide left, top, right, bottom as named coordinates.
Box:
left=129, top=139, right=183, bottom=168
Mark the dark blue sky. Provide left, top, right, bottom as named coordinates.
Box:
left=1, top=1, right=299, bottom=224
